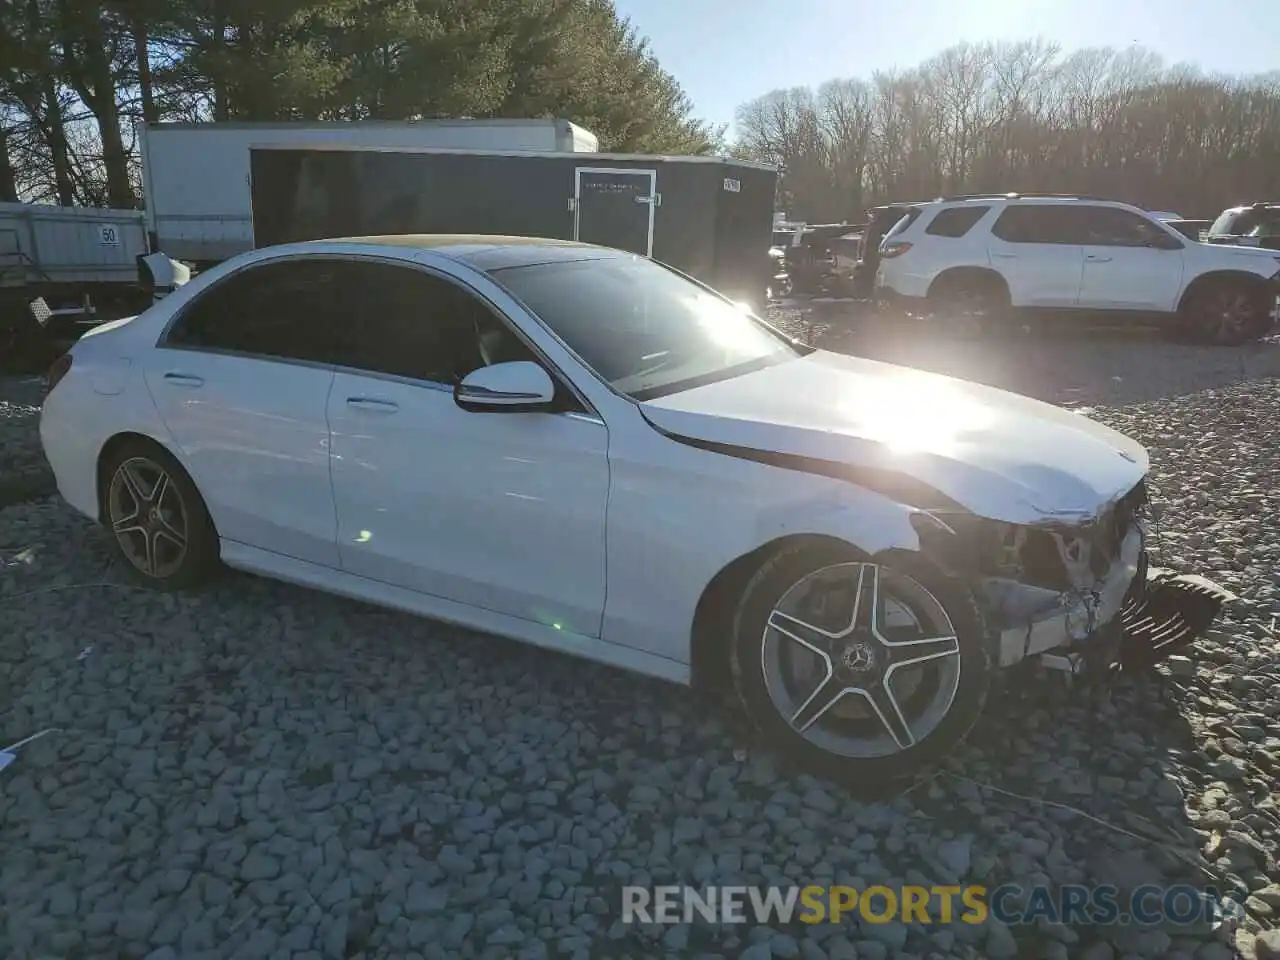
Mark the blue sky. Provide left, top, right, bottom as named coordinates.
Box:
left=612, top=0, right=1279, bottom=130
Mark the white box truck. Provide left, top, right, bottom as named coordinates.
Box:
left=137, top=119, right=599, bottom=264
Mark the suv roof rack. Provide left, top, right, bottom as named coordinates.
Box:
left=935, top=192, right=1119, bottom=202
left=1250, top=201, right=1280, bottom=208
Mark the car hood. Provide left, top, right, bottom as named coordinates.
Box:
left=639, top=351, right=1149, bottom=525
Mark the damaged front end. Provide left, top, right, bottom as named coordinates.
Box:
left=912, top=481, right=1230, bottom=676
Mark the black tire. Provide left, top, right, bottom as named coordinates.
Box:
left=1179, top=279, right=1273, bottom=345
left=730, top=541, right=990, bottom=793
left=927, top=272, right=1013, bottom=337
left=100, top=439, right=221, bottom=589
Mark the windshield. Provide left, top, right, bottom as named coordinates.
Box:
left=1211, top=208, right=1280, bottom=237
left=490, top=255, right=806, bottom=400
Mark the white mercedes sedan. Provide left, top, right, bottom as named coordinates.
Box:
left=39, top=235, right=1201, bottom=784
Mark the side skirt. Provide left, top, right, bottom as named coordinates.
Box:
left=218, top=540, right=692, bottom=686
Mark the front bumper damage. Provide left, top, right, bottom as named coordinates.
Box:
left=982, top=524, right=1147, bottom=669
left=968, top=492, right=1232, bottom=676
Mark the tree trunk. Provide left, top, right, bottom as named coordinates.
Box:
left=42, top=80, right=77, bottom=205
left=134, top=18, right=158, bottom=123
left=58, top=0, right=135, bottom=206
left=212, top=6, right=228, bottom=120
left=0, top=129, right=18, bottom=202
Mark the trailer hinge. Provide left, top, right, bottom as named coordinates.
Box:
left=634, top=194, right=662, bottom=207
left=567, top=197, right=576, bottom=212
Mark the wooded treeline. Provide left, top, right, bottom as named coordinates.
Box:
left=0, top=0, right=721, bottom=207
left=735, top=41, right=1280, bottom=223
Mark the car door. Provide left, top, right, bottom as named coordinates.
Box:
left=1073, top=205, right=1187, bottom=311
left=144, top=257, right=345, bottom=567
left=986, top=204, right=1085, bottom=307
left=325, top=258, right=610, bottom=637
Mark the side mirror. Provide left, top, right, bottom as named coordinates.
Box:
left=454, top=361, right=556, bottom=413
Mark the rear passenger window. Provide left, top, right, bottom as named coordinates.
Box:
left=991, top=206, right=1077, bottom=244
left=925, top=206, right=990, bottom=238
left=164, top=258, right=346, bottom=364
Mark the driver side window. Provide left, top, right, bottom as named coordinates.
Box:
left=341, top=262, right=534, bottom=384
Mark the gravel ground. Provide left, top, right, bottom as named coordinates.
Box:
left=3, top=311, right=1280, bottom=959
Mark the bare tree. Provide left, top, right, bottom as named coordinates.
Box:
left=735, top=41, right=1280, bottom=221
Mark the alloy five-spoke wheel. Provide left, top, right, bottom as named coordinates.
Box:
left=764, top=562, right=961, bottom=757
left=732, top=543, right=988, bottom=789
left=108, top=457, right=189, bottom=578
left=102, top=441, right=219, bottom=588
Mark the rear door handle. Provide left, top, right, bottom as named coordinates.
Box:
left=1086, top=254, right=1113, bottom=262
left=991, top=252, right=1017, bottom=260
left=162, top=372, right=204, bottom=387
left=345, top=397, right=399, bottom=413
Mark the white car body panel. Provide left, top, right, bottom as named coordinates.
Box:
left=142, top=351, right=341, bottom=567
left=39, top=237, right=1160, bottom=688
left=987, top=237, right=1084, bottom=307
left=640, top=350, right=1147, bottom=523
left=326, top=370, right=610, bottom=636
left=1078, top=246, right=1185, bottom=311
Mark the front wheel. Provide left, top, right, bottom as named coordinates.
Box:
left=730, top=542, right=990, bottom=791
left=1180, top=280, right=1274, bottom=345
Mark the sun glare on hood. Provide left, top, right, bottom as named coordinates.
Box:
left=835, top=372, right=997, bottom=456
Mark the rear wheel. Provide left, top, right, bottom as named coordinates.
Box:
left=927, top=272, right=1012, bottom=337
left=730, top=542, right=990, bottom=791
left=1180, top=279, right=1273, bottom=345
left=102, top=441, right=220, bottom=589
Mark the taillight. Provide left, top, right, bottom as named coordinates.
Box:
left=880, top=241, right=914, bottom=259
left=47, top=353, right=72, bottom=391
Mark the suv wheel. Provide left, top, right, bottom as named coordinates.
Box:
left=730, top=542, right=989, bottom=792
left=928, top=273, right=1012, bottom=337
left=1181, top=279, right=1273, bottom=345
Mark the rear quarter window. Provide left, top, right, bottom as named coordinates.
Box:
left=924, top=206, right=991, bottom=238
left=881, top=208, right=923, bottom=243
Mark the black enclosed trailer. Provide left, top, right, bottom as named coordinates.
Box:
left=248, top=144, right=779, bottom=307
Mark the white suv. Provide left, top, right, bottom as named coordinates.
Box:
left=874, top=194, right=1280, bottom=344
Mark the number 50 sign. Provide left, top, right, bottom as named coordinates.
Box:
left=98, top=224, right=121, bottom=246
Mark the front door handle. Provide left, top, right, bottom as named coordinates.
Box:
left=1086, top=254, right=1113, bottom=262
left=162, top=372, right=204, bottom=387
left=345, top=397, right=399, bottom=413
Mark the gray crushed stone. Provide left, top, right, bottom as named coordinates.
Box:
left=2, top=307, right=1279, bottom=959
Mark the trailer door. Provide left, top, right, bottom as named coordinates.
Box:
left=574, top=167, right=657, bottom=257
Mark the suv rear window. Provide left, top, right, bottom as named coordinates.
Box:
left=881, top=208, right=922, bottom=242
left=924, top=205, right=990, bottom=238
left=1210, top=208, right=1280, bottom=238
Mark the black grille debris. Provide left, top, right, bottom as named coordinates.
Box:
left=1116, top=572, right=1232, bottom=673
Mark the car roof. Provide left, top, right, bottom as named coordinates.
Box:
left=313, top=234, right=627, bottom=270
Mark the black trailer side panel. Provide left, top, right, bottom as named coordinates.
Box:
left=250, top=147, right=775, bottom=302
left=712, top=163, right=778, bottom=306
left=646, top=161, right=718, bottom=288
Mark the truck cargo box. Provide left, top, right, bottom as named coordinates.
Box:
left=249, top=145, right=779, bottom=307
left=0, top=201, right=147, bottom=292
left=139, top=119, right=598, bottom=264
